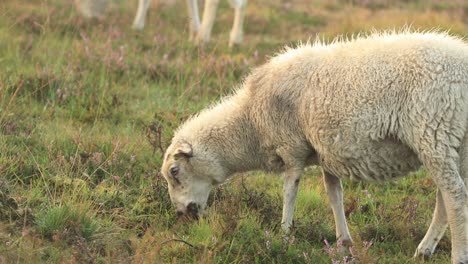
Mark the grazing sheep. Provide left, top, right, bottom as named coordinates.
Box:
left=160, top=31, right=468, bottom=263
left=74, top=0, right=247, bottom=46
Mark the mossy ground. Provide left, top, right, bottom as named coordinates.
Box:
left=0, top=0, right=466, bottom=263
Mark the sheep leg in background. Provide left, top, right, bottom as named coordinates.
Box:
left=74, top=0, right=108, bottom=19
left=323, top=169, right=353, bottom=247
left=197, top=0, right=220, bottom=44
left=132, top=0, right=151, bottom=30
left=281, top=168, right=302, bottom=233
left=228, top=0, right=246, bottom=47
left=414, top=189, right=448, bottom=259
left=186, top=0, right=201, bottom=41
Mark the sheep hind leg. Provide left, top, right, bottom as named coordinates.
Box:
left=415, top=136, right=468, bottom=259
left=186, top=0, right=201, bottom=41
left=196, top=0, right=220, bottom=44
left=228, top=0, right=246, bottom=47
left=414, top=188, right=448, bottom=259
left=323, top=169, right=353, bottom=249
left=453, top=132, right=468, bottom=263
left=75, top=0, right=108, bottom=19
left=132, top=0, right=151, bottom=30
left=420, top=145, right=468, bottom=264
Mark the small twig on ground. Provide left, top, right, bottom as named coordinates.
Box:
left=146, top=122, right=166, bottom=158
left=241, top=175, right=263, bottom=204
left=160, top=238, right=195, bottom=248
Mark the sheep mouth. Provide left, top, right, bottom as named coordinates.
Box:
left=186, top=202, right=200, bottom=219
left=176, top=202, right=200, bottom=221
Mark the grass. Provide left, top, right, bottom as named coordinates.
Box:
left=0, top=0, right=466, bottom=263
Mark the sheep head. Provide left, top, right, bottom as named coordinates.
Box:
left=160, top=140, right=225, bottom=219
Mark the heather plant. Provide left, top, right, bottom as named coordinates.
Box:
left=0, top=0, right=466, bottom=263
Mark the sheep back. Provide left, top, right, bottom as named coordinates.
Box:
left=244, top=31, right=468, bottom=181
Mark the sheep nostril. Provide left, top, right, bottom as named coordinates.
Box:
left=187, top=202, right=199, bottom=219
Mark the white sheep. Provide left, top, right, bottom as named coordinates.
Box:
left=160, top=31, right=468, bottom=263
left=74, top=0, right=247, bottom=47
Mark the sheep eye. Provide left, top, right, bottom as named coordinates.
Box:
left=170, top=167, right=179, bottom=177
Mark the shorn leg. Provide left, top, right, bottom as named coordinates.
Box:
left=228, top=0, right=247, bottom=47
left=281, top=168, right=302, bottom=232
left=323, top=169, right=353, bottom=246
left=186, top=0, right=201, bottom=41
left=414, top=188, right=448, bottom=259
left=196, top=0, right=220, bottom=44
left=132, top=0, right=151, bottom=30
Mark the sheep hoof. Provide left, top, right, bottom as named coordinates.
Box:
left=340, top=239, right=353, bottom=247
left=337, top=239, right=352, bottom=254
left=229, top=33, right=243, bottom=48
left=228, top=41, right=241, bottom=49
left=452, top=257, right=468, bottom=264
left=132, top=23, right=144, bottom=30
left=189, top=31, right=198, bottom=42
left=453, top=251, right=468, bottom=264
left=413, top=248, right=432, bottom=260
left=194, top=32, right=210, bottom=46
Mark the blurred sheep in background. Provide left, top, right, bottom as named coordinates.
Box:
left=74, top=0, right=247, bottom=46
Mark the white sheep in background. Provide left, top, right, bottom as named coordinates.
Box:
left=74, top=0, right=247, bottom=46
left=160, top=31, right=468, bottom=263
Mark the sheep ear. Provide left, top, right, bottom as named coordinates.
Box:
left=174, top=143, right=193, bottom=159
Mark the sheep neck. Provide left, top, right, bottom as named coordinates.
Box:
left=197, top=109, right=264, bottom=177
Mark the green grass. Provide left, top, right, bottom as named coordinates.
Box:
left=36, top=203, right=99, bottom=241
left=0, top=0, right=466, bottom=263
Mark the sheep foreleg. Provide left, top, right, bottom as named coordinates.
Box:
left=323, top=169, right=353, bottom=247
left=281, top=168, right=302, bottom=233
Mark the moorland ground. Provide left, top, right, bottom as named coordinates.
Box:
left=0, top=0, right=467, bottom=263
